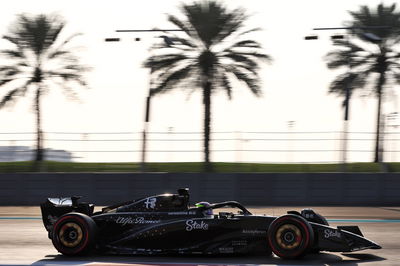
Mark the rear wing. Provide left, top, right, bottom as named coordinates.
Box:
left=40, top=196, right=94, bottom=233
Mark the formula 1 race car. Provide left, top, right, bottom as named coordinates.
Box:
left=40, top=188, right=381, bottom=259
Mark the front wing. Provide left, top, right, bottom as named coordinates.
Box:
left=311, top=223, right=381, bottom=252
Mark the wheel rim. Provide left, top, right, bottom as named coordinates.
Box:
left=275, top=224, right=302, bottom=250
left=59, top=222, right=83, bottom=248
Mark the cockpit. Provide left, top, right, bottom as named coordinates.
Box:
left=100, top=188, right=190, bottom=213
left=98, top=188, right=252, bottom=218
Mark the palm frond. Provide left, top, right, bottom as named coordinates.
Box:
left=167, top=15, right=198, bottom=41
left=349, top=3, right=400, bottom=41
left=0, top=65, right=21, bottom=76
left=328, top=72, right=369, bottom=107
left=181, top=2, right=247, bottom=48
left=48, top=71, right=82, bottom=81
left=234, top=51, right=272, bottom=62
left=227, top=40, right=262, bottom=49
left=0, top=88, right=21, bottom=108
left=223, top=53, right=257, bottom=68
left=0, top=79, right=30, bottom=108
left=144, top=54, right=190, bottom=73
left=145, top=0, right=270, bottom=100
left=236, top=27, right=262, bottom=37
left=0, top=49, right=26, bottom=59
left=9, top=14, right=66, bottom=56
left=2, top=35, right=27, bottom=54
left=0, top=65, right=27, bottom=87
left=2, top=35, right=19, bottom=46
left=220, top=73, right=232, bottom=99
left=227, top=61, right=258, bottom=77
left=56, top=63, right=90, bottom=73
left=50, top=78, right=82, bottom=101
left=46, top=33, right=83, bottom=59
left=151, top=65, right=195, bottom=95
left=225, top=66, right=261, bottom=96
left=325, top=42, right=373, bottom=70
left=393, top=72, right=400, bottom=84
left=331, top=39, right=366, bottom=53
left=47, top=49, right=71, bottom=60
left=167, top=37, right=198, bottom=50
left=57, top=33, right=83, bottom=49
left=212, top=8, right=248, bottom=45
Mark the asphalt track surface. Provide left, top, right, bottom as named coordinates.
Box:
left=1, top=206, right=399, bottom=266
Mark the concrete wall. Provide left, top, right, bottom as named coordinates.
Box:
left=0, top=173, right=399, bottom=206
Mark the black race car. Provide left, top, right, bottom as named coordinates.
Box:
left=40, top=188, right=381, bottom=259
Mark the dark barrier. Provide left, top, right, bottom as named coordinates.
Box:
left=0, top=173, right=399, bottom=206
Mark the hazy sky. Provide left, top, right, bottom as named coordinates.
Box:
left=0, top=0, right=398, bottom=163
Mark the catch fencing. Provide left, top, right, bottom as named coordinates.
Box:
left=0, top=130, right=399, bottom=163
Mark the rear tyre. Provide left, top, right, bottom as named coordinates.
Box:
left=268, top=214, right=314, bottom=259
left=52, top=212, right=97, bottom=256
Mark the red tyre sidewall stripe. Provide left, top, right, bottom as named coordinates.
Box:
left=268, top=216, right=310, bottom=258
left=54, top=215, right=90, bottom=254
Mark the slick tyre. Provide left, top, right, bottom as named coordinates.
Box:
left=52, top=212, right=97, bottom=256
left=268, top=214, right=314, bottom=259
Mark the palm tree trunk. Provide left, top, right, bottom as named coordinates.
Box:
left=34, top=87, right=43, bottom=162
left=203, top=81, right=212, bottom=172
left=374, top=73, right=385, bottom=163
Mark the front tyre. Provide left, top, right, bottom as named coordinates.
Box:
left=52, top=212, right=97, bottom=256
left=268, top=214, right=314, bottom=259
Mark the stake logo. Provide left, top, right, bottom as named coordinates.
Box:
left=324, top=229, right=342, bottom=239
left=185, top=220, right=209, bottom=231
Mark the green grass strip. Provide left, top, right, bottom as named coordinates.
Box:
left=0, top=161, right=398, bottom=173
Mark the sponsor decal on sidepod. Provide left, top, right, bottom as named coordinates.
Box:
left=185, top=220, right=209, bottom=231
left=116, top=216, right=161, bottom=226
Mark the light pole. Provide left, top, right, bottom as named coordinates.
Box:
left=305, top=27, right=382, bottom=170
left=105, top=29, right=178, bottom=171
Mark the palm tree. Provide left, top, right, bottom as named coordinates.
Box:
left=0, top=14, right=90, bottom=166
left=144, top=1, right=271, bottom=171
left=325, top=3, right=400, bottom=163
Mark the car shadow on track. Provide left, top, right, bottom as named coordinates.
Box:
left=32, top=252, right=386, bottom=265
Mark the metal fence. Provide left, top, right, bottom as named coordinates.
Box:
left=0, top=130, right=399, bottom=163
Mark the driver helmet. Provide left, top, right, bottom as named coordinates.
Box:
left=195, top=201, right=213, bottom=217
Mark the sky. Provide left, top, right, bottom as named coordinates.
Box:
left=0, top=0, right=399, bottom=163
